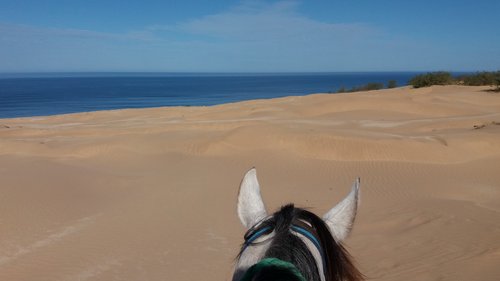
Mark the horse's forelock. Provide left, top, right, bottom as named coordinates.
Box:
left=264, top=204, right=320, bottom=281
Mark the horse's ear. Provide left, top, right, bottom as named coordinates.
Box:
left=237, top=168, right=268, bottom=229
left=322, top=178, right=360, bottom=241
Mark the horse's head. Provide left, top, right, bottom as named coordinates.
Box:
left=232, top=168, right=363, bottom=281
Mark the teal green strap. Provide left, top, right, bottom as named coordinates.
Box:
left=240, top=258, right=306, bottom=281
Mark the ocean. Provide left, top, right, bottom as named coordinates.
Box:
left=0, top=72, right=420, bottom=118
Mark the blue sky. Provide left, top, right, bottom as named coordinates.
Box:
left=1, top=0, right=499, bottom=72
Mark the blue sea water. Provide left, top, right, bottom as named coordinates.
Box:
left=0, top=72, right=420, bottom=119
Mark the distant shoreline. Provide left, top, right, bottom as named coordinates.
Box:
left=2, top=71, right=495, bottom=119
left=0, top=85, right=491, bottom=122
left=0, top=72, right=420, bottom=119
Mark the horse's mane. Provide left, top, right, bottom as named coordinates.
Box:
left=294, top=205, right=363, bottom=281
left=238, top=204, right=363, bottom=281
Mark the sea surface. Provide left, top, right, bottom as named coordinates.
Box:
left=0, top=72, right=420, bottom=118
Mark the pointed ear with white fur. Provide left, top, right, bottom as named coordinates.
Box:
left=322, top=178, right=360, bottom=241
left=237, top=168, right=268, bottom=229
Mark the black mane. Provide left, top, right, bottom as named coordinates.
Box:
left=238, top=204, right=363, bottom=281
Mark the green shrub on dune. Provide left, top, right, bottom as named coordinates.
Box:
left=359, top=82, right=384, bottom=91
left=459, top=71, right=497, bottom=86
left=387, top=80, right=397, bottom=88
left=335, top=71, right=500, bottom=93
left=408, top=71, right=500, bottom=90
left=336, top=82, right=384, bottom=93
left=409, top=71, right=453, bottom=88
left=459, top=71, right=500, bottom=91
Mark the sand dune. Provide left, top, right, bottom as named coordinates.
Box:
left=1, top=85, right=500, bottom=280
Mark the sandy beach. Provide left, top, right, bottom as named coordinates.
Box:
left=1, top=85, right=500, bottom=281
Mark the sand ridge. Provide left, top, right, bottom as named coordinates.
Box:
left=1, top=85, right=500, bottom=280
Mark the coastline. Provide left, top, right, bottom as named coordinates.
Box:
left=0, top=72, right=421, bottom=119
left=1, top=85, right=500, bottom=281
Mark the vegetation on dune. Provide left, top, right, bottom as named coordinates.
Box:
left=352, top=82, right=384, bottom=92
left=408, top=71, right=500, bottom=90
left=387, top=80, right=397, bottom=88
left=336, top=82, right=386, bottom=93
left=408, top=71, right=453, bottom=88
left=458, top=72, right=500, bottom=90
left=334, top=70, right=500, bottom=94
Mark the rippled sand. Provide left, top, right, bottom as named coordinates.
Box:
left=1, top=85, right=500, bottom=281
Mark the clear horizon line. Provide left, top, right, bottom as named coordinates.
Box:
left=0, top=70, right=482, bottom=79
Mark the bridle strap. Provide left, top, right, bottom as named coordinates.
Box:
left=241, top=221, right=327, bottom=279
left=242, top=225, right=273, bottom=251
left=291, top=220, right=327, bottom=277
left=291, top=225, right=323, bottom=256
left=242, top=221, right=325, bottom=263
